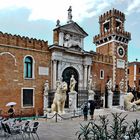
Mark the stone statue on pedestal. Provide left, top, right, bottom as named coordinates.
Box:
left=88, top=76, right=95, bottom=100
left=106, top=78, right=113, bottom=95
left=119, top=79, right=124, bottom=93
left=43, top=80, right=49, bottom=114
left=67, top=6, right=73, bottom=23
left=69, top=75, right=77, bottom=110
left=106, top=78, right=113, bottom=108
left=119, top=79, right=125, bottom=109
left=44, top=80, right=49, bottom=96
left=69, top=75, right=77, bottom=93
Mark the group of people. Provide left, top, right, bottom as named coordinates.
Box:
left=83, top=100, right=96, bottom=121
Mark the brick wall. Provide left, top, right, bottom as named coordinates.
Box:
left=0, top=33, right=51, bottom=117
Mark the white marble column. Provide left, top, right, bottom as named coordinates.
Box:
left=84, top=65, right=88, bottom=89
left=53, top=60, right=57, bottom=89
left=43, top=95, right=48, bottom=115
left=57, top=60, right=62, bottom=80
left=88, top=65, right=91, bottom=79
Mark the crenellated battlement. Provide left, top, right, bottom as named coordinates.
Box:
left=0, top=31, right=48, bottom=51
left=99, top=8, right=125, bottom=22
left=93, top=53, right=113, bottom=64
left=93, top=8, right=131, bottom=46
left=94, top=27, right=131, bottom=43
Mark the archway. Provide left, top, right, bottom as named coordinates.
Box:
left=62, top=67, right=79, bottom=107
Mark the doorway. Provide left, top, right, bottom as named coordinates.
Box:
left=62, top=67, right=79, bottom=107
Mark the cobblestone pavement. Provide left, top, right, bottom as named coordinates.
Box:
left=36, top=108, right=140, bottom=140
left=0, top=108, right=139, bottom=140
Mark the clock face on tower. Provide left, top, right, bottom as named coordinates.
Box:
left=117, top=46, right=125, bottom=58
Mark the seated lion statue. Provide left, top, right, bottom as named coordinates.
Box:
left=124, top=92, right=137, bottom=110
left=51, top=81, right=68, bottom=114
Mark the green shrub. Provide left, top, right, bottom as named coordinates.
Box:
left=76, top=113, right=140, bottom=140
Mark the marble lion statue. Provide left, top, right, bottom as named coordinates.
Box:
left=64, top=34, right=80, bottom=48
left=51, top=81, right=68, bottom=114
left=124, top=92, right=137, bottom=110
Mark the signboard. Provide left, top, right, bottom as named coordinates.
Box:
left=39, top=67, right=49, bottom=75
left=117, top=59, right=125, bottom=69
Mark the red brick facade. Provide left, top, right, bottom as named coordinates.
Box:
left=0, top=33, right=51, bottom=117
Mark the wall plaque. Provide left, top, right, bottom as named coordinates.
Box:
left=117, top=59, right=125, bottom=69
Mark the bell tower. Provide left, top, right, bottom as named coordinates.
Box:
left=94, top=9, right=131, bottom=92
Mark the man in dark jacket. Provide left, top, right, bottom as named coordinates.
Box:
left=83, top=103, right=88, bottom=121
left=88, top=100, right=96, bottom=120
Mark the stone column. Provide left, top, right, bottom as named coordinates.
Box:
left=43, top=95, right=48, bottom=115
left=84, top=65, right=88, bottom=89
left=53, top=60, right=57, bottom=89
left=88, top=65, right=91, bottom=79
left=57, top=60, right=62, bottom=80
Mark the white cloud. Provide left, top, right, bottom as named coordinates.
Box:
left=126, top=0, right=140, bottom=14
left=0, top=0, right=119, bottom=22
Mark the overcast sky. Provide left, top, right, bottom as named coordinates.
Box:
left=0, top=0, right=140, bottom=62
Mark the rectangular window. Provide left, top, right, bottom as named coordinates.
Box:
left=100, top=70, right=104, bottom=79
left=22, top=89, right=34, bottom=107
left=127, top=69, right=129, bottom=74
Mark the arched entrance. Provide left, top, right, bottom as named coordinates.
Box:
left=62, top=67, right=79, bottom=107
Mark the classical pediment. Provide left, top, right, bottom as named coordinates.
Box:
left=57, top=22, right=88, bottom=37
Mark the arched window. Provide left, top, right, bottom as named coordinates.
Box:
left=24, top=56, right=33, bottom=78
left=100, top=69, right=104, bottom=79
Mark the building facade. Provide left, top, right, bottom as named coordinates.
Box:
left=128, top=61, right=140, bottom=91
left=0, top=8, right=131, bottom=116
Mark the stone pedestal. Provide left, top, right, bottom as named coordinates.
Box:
left=88, top=90, right=95, bottom=100
left=120, top=92, right=124, bottom=109
left=68, top=91, right=77, bottom=111
left=43, top=95, right=48, bottom=115
left=108, top=91, right=113, bottom=108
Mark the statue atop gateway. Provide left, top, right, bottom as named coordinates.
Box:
left=67, top=6, right=73, bottom=23
left=53, top=6, right=88, bottom=50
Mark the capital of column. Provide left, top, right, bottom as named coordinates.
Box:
left=84, top=65, right=88, bottom=68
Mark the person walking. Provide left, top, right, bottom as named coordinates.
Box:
left=83, top=103, right=88, bottom=121
left=8, top=105, right=15, bottom=118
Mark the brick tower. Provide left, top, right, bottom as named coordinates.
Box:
left=94, top=9, right=131, bottom=92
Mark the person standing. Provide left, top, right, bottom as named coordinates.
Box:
left=88, top=100, right=96, bottom=120
left=83, top=103, right=88, bottom=121
left=132, top=81, right=137, bottom=100
left=8, top=105, right=15, bottom=118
